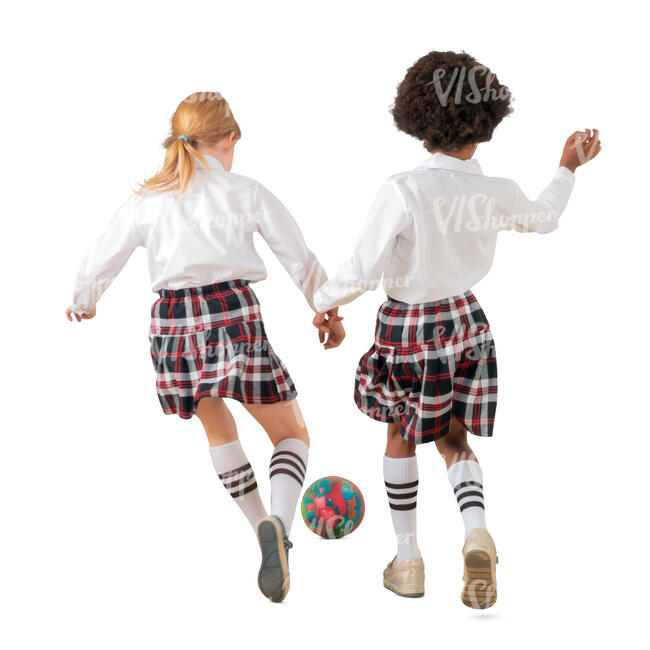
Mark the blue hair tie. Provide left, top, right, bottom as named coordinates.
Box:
left=177, top=134, right=188, bottom=142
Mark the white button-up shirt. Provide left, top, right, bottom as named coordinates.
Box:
left=313, top=153, right=575, bottom=312
left=71, top=155, right=327, bottom=314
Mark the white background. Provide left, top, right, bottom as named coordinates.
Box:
left=2, top=1, right=647, bottom=648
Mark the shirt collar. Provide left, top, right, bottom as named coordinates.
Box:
left=416, top=152, right=483, bottom=175
left=198, top=154, right=225, bottom=171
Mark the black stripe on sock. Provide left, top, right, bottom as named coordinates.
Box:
left=386, top=490, right=418, bottom=500
left=269, top=457, right=305, bottom=482
left=221, top=471, right=254, bottom=489
left=230, top=481, right=258, bottom=498
left=270, top=467, right=304, bottom=486
left=384, top=479, right=419, bottom=490
left=218, top=462, right=251, bottom=480
left=459, top=500, right=485, bottom=512
left=271, top=449, right=307, bottom=473
left=390, top=502, right=417, bottom=511
left=453, top=480, right=483, bottom=494
left=455, top=490, right=483, bottom=502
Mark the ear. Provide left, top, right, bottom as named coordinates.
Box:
left=220, top=130, right=237, bottom=153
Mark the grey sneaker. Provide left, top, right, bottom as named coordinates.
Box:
left=256, top=515, right=292, bottom=602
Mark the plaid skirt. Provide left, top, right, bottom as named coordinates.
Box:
left=355, top=290, right=497, bottom=444
left=149, top=280, right=297, bottom=419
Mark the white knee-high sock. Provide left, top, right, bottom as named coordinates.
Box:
left=269, top=438, right=309, bottom=536
left=384, top=455, right=421, bottom=562
left=447, top=460, right=486, bottom=539
left=210, top=440, right=267, bottom=529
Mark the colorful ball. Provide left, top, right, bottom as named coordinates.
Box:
left=301, top=476, right=365, bottom=539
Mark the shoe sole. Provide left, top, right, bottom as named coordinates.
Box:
left=383, top=578, right=424, bottom=598
left=461, top=550, right=497, bottom=609
left=257, top=517, right=290, bottom=603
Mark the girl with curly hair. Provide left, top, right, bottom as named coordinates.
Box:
left=313, top=50, right=600, bottom=608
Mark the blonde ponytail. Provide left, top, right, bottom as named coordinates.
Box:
left=141, top=92, right=241, bottom=194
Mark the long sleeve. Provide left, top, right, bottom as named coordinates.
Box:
left=313, top=181, right=411, bottom=312
left=254, top=182, right=327, bottom=311
left=504, top=166, right=575, bottom=234
left=70, top=196, right=143, bottom=314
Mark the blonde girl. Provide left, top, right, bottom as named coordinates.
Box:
left=66, top=92, right=345, bottom=602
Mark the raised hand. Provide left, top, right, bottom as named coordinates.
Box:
left=560, top=129, right=601, bottom=173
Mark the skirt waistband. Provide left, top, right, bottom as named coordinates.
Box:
left=375, top=290, right=490, bottom=350
left=151, top=279, right=260, bottom=336
left=384, top=290, right=475, bottom=310
left=157, top=279, right=249, bottom=299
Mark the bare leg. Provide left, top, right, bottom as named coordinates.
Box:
left=434, top=415, right=478, bottom=469
left=385, top=421, right=416, bottom=458
left=196, top=396, right=239, bottom=446
left=242, top=399, right=310, bottom=448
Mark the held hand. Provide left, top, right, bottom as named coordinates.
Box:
left=560, top=128, right=601, bottom=173
left=66, top=306, right=96, bottom=322
left=312, top=308, right=345, bottom=349
left=323, top=316, right=346, bottom=349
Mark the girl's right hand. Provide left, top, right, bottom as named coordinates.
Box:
left=322, top=317, right=346, bottom=350
left=312, top=308, right=345, bottom=349
left=560, top=129, right=601, bottom=173
left=66, top=306, right=96, bottom=322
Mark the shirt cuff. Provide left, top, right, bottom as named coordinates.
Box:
left=313, top=290, right=330, bottom=313
left=556, top=166, right=576, bottom=183
left=70, top=304, right=91, bottom=315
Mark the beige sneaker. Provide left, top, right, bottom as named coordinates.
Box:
left=383, top=556, right=425, bottom=598
left=461, top=528, right=498, bottom=609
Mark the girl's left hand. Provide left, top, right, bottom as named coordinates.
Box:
left=66, top=306, right=96, bottom=321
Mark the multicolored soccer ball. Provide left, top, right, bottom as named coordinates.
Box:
left=301, top=476, right=365, bottom=539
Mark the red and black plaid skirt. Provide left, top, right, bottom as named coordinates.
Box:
left=149, top=280, right=297, bottom=419
left=355, top=290, right=497, bottom=444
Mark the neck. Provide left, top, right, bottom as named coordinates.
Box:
left=195, top=144, right=231, bottom=171
left=429, top=143, right=478, bottom=160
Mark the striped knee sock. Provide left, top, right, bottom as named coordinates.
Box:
left=269, top=438, right=309, bottom=536
left=210, top=440, right=267, bottom=529
left=384, top=455, right=421, bottom=562
left=447, top=460, right=486, bottom=539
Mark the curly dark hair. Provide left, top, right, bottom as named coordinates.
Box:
left=392, top=51, right=513, bottom=152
